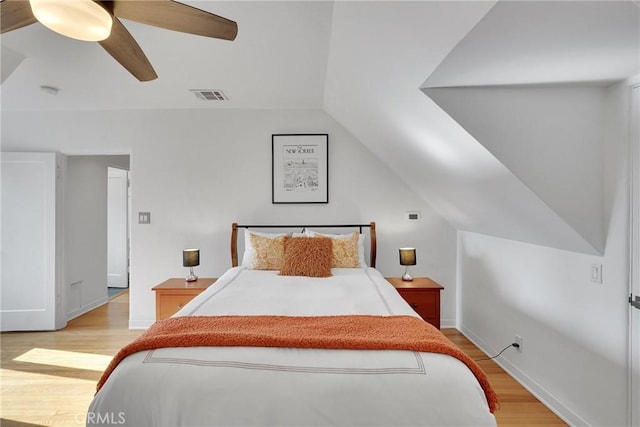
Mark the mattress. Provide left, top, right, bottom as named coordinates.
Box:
left=88, top=267, right=497, bottom=426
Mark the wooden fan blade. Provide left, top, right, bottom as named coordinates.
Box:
left=0, top=0, right=38, bottom=33
left=99, top=17, right=157, bottom=82
left=112, top=0, right=237, bottom=41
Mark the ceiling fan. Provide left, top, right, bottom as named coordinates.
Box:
left=0, top=0, right=238, bottom=81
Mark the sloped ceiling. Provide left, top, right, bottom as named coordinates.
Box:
left=420, top=0, right=639, bottom=254
left=0, top=45, right=24, bottom=83
left=424, top=1, right=640, bottom=88
left=324, top=0, right=639, bottom=254
left=2, top=1, right=638, bottom=254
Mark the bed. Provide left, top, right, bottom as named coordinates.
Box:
left=88, top=223, right=498, bottom=426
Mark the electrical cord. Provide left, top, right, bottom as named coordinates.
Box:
left=474, top=343, right=519, bottom=361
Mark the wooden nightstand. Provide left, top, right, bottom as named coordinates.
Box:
left=386, top=277, right=444, bottom=329
left=152, top=278, right=217, bottom=320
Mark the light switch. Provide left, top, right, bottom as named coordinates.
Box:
left=591, top=263, right=602, bottom=284
left=138, top=212, right=151, bottom=224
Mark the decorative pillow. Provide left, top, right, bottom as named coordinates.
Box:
left=306, top=230, right=365, bottom=268
left=279, top=237, right=333, bottom=277
left=241, top=230, right=290, bottom=267
left=248, top=233, right=287, bottom=270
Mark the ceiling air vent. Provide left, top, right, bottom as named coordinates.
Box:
left=190, top=89, right=228, bottom=101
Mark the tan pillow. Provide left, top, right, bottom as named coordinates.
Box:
left=330, top=231, right=360, bottom=268
left=250, top=233, right=286, bottom=270
left=279, top=237, right=333, bottom=277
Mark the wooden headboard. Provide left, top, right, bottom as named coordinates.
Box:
left=231, top=222, right=376, bottom=268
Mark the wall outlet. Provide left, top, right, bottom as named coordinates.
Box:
left=515, top=334, right=523, bottom=352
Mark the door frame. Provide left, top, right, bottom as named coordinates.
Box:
left=107, top=166, right=130, bottom=289
left=629, top=81, right=639, bottom=427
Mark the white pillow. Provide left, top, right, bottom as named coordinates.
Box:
left=241, top=230, right=291, bottom=268
left=305, top=229, right=367, bottom=267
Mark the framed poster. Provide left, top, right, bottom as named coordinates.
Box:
left=272, top=134, right=328, bottom=204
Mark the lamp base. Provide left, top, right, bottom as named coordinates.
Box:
left=186, top=267, right=198, bottom=282
left=401, top=266, right=413, bottom=281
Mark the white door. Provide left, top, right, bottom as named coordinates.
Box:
left=630, top=83, right=640, bottom=427
left=107, top=167, right=129, bottom=288
left=1, top=152, right=62, bottom=331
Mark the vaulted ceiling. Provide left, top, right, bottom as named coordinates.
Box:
left=2, top=1, right=638, bottom=254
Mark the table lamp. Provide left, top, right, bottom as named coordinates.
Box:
left=183, top=249, right=200, bottom=282
left=399, top=248, right=416, bottom=281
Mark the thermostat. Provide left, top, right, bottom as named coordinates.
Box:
left=407, top=211, right=420, bottom=221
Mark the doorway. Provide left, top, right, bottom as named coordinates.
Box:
left=65, top=155, right=130, bottom=320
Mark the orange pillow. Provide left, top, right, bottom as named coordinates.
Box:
left=279, top=237, right=333, bottom=277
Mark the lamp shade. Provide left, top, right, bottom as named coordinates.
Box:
left=183, top=249, right=200, bottom=267
left=30, top=0, right=113, bottom=42
left=399, top=248, right=416, bottom=266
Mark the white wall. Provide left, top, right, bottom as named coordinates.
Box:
left=65, top=155, right=130, bottom=319
left=1, top=109, right=457, bottom=329
left=426, top=85, right=606, bottom=254
left=457, top=80, right=633, bottom=426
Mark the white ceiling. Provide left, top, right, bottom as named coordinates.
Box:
left=1, top=1, right=334, bottom=110
left=3, top=0, right=635, bottom=113
left=424, top=0, right=640, bottom=88
left=2, top=0, right=639, bottom=253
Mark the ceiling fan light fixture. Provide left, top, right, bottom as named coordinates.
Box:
left=29, top=0, right=112, bottom=42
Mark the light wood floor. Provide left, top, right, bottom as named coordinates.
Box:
left=443, top=330, right=567, bottom=426
left=1, top=292, right=566, bottom=426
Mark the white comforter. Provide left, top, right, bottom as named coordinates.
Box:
left=88, top=267, right=496, bottom=426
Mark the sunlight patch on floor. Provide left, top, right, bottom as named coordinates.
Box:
left=13, top=348, right=112, bottom=372
left=0, top=368, right=95, bottom=426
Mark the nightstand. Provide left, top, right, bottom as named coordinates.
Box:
left=152, top=278, right=217, bottom=320
left=386, top=277, right=444, bottom=329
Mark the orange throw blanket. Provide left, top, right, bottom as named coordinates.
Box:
left=97, top=315, right=499, bottom=412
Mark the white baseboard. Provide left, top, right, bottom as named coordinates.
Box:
left=66, top=296, right=109, bottom=321
left=459, top=324, right=590, bottom=427
left=440, top=318, right=456, bottom=329
left=129, top=319, right=154, bottom=330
